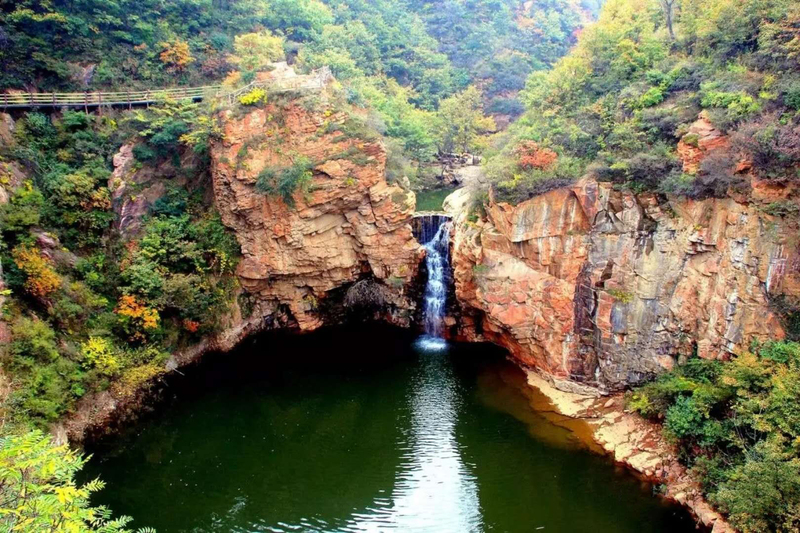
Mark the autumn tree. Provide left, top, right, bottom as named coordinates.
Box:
left=159, top=39, right=195, bottom=72
left=0, top=431, right=151, bottom=532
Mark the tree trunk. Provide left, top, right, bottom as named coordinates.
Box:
left=664, top=0, right=676, bottom=40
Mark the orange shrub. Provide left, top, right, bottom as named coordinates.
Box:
left=515, top=141, right=558, bottom=170
left=12, top=245, right=61, bottom=298
left=115, top=295, right=160, bottom=342
left=159, top=40, right=195, bottom=72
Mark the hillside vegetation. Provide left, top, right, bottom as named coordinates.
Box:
left=485, top=0, right=800, bottom=204
left=1, top=0, right=800, bottom=531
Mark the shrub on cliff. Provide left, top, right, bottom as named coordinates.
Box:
left=629, top=341, right=800, bottom=532
left=256, top=157, right=315, bottom=208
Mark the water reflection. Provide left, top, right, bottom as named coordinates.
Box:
left=83, top=327, right=699, bottom=533
left=344, top=345, right=482, bottom=532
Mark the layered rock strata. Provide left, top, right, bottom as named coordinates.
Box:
left=449, top=178, right=800, bottom=390
left=210, top=84, right=423, bottom=331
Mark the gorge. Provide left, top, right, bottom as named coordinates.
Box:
left=2, top=0, right=800, bottom=532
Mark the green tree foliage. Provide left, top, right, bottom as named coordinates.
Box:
left=0, top=105, right=239, bottom=430
left=628, top=341, right=800, bottom=532
left=486, top=0, right=800, bottom=203
left=255, top=157, right=315, bottom=207
left=434, top=86, right=496, bottom=153
left=231, top=31, right=285, bottom=72
left=4, top=317, right=84, bottom=426
left=0, top=430, right=152, bottom=532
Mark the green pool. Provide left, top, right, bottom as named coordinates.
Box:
left=83, top=326, right=698, bottom=532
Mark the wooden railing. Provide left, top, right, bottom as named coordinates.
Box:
left=1, top=67, right=334, bottom=111
left=1, top=86, right=222, bottom=110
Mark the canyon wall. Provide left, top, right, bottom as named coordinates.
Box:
left=449, top=177, right=800, bottom=391
left=210, top=80, right=423, bottom=331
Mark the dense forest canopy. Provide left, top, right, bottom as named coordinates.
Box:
left=0, top=0, right=595, bottom=106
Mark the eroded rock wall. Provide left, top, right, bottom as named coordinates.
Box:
left=451, top=178, right=800, bottom=390
left=211, top=89, right=423, bottom=331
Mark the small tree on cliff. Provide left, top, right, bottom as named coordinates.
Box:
left=660, top=0, right=677, bottom=40
left=433, top=86, right=495, bottom=154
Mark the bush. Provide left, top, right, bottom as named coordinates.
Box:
left=732, top=118, right=800, bottom=182
left=0, top=183, right=44, bottom=235
left=12, top=245, right=61, bottom=299
left=629, top=342, right=800, bottom=532
left=0, top=431, right=145, bottom=532
left=785, top=81, right=800, bottom=111
left=132, top=144, right=157, bottom=162
left=255, top=157, right=314, bottom=207
left=81, top=337, right=121, bottom=376
left=239, top=87, right=268, bottom=106
left=712, top=443, right=800, bottom=533
left=115, top=295, right=160, bottom=343
left=5, top=318, right=85, bottom=425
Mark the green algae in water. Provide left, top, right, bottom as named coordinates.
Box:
left=415, top=188, right=454, bottom=212
left=83, top=326, right=699, bottom=532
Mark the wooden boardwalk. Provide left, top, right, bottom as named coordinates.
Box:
left=1, top=67, right=334, bottom=111
left=2, top=86, right=221, bottom=110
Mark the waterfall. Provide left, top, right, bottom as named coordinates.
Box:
left=415, top=215, right=452, bottom=351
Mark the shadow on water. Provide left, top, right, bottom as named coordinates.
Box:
left=82, top=325, right=700, bottom=533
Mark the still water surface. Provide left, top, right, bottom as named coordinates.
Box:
left=84, top=326, right=697, bottom=532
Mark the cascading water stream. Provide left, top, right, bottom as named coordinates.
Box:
left=416, top=216, right=452, bottom=351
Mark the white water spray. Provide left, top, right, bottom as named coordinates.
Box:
left=417, top=217, right=451, bottom=351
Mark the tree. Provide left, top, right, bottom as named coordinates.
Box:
left=433, top=86, right=495, bottom=153
left=159, top=40, right=195, bottom=72
left=231, top=31, right=285, bottom=72
left=660, top=0, right=677, bottom=40
left=0, top=431, right=152, bottom=532
left=262, top=0, right=334, bottom=41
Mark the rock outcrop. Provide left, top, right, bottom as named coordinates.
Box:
left=450, top=178, right=800, bottom=390
left=211, top=79, right=423, bottom=330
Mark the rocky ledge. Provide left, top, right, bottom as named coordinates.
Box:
left=527, top=371, right=732, bottom=532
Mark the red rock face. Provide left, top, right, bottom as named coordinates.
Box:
left=452, top=178, right=800, bottom=390
left=211, top=98, right=423, bottom=331
left=677, top=115, right=729, bottom=174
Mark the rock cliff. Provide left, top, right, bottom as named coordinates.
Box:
left=449, top=177, right=800, bottom=391
left=210, top=83, right=423, bottom=331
